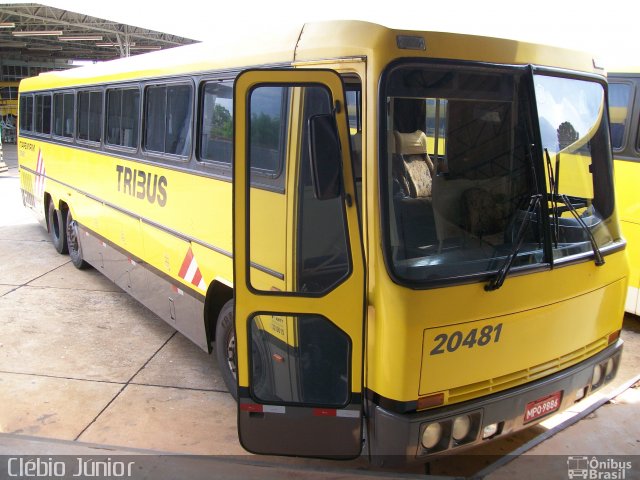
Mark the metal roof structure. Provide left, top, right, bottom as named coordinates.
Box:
left=0, top=3, right=198, bottom=64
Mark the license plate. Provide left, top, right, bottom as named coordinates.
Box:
left=523, top=391, right=562, bottom=424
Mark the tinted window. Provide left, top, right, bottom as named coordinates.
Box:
left=106, top=87, right=140, bottom=148
left=19, top=95, right=33, bottom=132
left=248, top=86, right=286, bottom=174
left=53, top=92, right=74, bottom=138
left=200, top=81, right=233, bottom=164
left=608, top=82, right=632, bottom=150
left=77, top=90, right=103, bottom=143
left=34, top=94, right=51, bottom=135
left=144, top=83, right=192, bottom=157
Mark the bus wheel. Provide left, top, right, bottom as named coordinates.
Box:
left=66, top=211, right=88, bottom=269
left=215, top=300, right=238, bottom=399
left=47, top=201, right=68, bottom=254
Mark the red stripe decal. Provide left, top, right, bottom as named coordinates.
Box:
left=178, top=248, right=193, bottom=278
left=313, top=408, right=336, bottom=417
left=191, top=269, right=202, bottom=287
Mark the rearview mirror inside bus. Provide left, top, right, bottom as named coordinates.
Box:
left=308, top=113, right=342, bottom=200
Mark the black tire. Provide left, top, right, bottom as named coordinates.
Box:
left=215, top=300, right=274, bottom=401
left=66, top=210, right=89, bottom=269
left=47, top=201, right=68, bottom=254
left=215, top=300, right=238, bottom=399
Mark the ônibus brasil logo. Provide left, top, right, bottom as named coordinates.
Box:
left=567, top=456, right=633, bottom=479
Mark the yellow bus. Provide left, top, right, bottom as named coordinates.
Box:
left=608, top=68, right=640, bottom=316
left=18, top=21, right=627, bottom=464
left=0, top=81, right=18, bottom=116
left=1, top=81, right=19, bottom=143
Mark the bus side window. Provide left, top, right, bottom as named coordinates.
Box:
left=608, top=82, right=632, bottom=150
left=144, top=83, right=193, bottom=158
left=199, top=80, right=234, bottom=165
left=106, top=88, right=140, bottom=149
left=77, top=90, right=103, bottom=144
left=34, top=93, right=52, bottom=135
left=19, top=95, right=34, bottom=133
left=53, top=92, right=74, bottom=139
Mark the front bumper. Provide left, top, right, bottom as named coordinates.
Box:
left=367, top=339, right=623, bottom=464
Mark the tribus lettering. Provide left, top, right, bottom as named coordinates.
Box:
left=116, top=165, right=167, bottom=207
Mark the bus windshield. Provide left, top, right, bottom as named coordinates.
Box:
left=381, top=63, right=616, bottom=285
left=533, top=74, right=615, bottom=263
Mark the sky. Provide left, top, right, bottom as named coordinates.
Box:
left=11, top=0, right=640, bottom=69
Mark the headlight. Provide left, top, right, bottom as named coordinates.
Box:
left=605, top=358, right=614, bottom=378
left=421, top=423, right=442, bottom=449
left=592, top=364, right=603, bottom=386
left=452, top=415, right=471, bottom=441
left=482, top=423, right=499, bottom=439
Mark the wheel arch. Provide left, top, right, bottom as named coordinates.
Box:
left=204, top=279, right=233, bottom=353
left=44, top=193, right=68, bottom=227
left=43, top=192, right=52, bottom=231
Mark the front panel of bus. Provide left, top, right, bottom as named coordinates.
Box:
left=367, top=60, right=626, bottom=460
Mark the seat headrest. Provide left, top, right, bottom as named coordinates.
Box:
left=394, top=130, right=428, bottom=155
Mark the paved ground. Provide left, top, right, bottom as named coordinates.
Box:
left=0, top=142, right=638, bottom=479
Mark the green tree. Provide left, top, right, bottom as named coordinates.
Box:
left=210, top=104, right=232, bottom=139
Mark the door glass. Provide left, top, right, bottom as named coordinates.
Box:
left=248, top=85, right=351, bottom=294
left=248, top=313, right=350, bottom=406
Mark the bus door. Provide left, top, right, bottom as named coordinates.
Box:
left=233, top=69, right=366, bottom=458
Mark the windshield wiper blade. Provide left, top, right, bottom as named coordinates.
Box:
left=543, top=148, right=604, bottom=266
left=557, top=193, right=605, bottom=266
left=485, top=194, right=542, bottom=291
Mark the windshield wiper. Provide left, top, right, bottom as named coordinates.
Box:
left=485, top=194, right=542, bottom=291
left=544, top=148, right=604, bottom=267
left=555, top=193, right=605, bottom=266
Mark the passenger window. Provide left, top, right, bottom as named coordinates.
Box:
left=106, top=88, right=140, bottom=148
left=144, top=83, right=193, bottom=157
left=53, top=92, right=74, bottom=138
left=77, top=90, right=103, bottom=143
left=34, top=94, right=52, bottom=135
left=19, top=95, right=33, bottom=132
left=200, top=80, right=233, bottom=164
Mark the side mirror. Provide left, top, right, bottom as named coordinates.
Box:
left=308, top=113, right=342, bottom=200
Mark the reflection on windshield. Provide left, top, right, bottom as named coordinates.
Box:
left=382, top=65, right=617, bottom=286
left=534, top=75, right=614, bottom=261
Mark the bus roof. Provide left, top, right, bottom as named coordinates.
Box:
left=19, top=20, right=600, bottom=92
